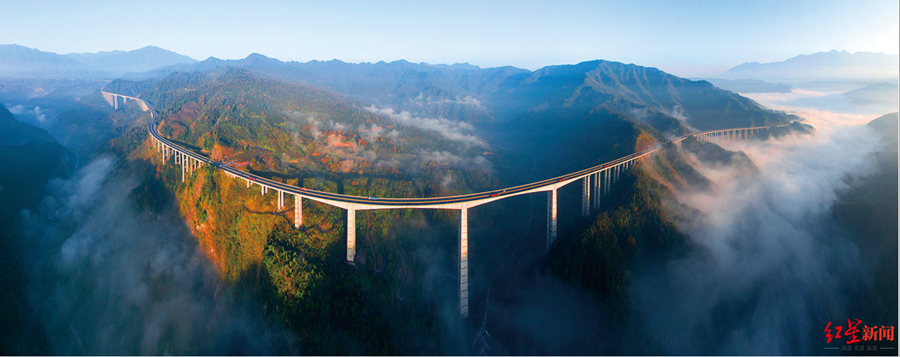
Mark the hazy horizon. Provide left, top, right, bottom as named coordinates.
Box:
left=3, top=0, right=897, bottom=78
left=0, top=1, right=896, bottom=355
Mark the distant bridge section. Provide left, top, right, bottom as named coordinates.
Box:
left=101, top=91, right=149, bottom=111
left=103, top=91, right=788, bottom=318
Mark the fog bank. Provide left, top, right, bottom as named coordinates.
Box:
left=20, top=157, right=298, bottom=355
left=630, top=108, right=886, bottom=354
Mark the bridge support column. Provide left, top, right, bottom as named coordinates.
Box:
left=605, top=169, right=610, bottom=195
left=347, top=207, right=356, bottom=263
left=459, top=208, right=469, bottom=318
left=246, top=179, right=250, bottom=188
left=293, top=194, right=302, bottom=228
left=181, top=154, right=185, bottom=182
left=593, top=173, right=600, bottom=209
left=547, top=188, right=557, bottom=250
left=581, top=177, right=589, bottom=217
left=262, top=185, right=266, bottom=196
left=278, top=191, right=284, bottom=209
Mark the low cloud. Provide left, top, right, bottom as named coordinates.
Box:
left=439, top=172, right=453, bottom=193
left=411, top=94, right=484, bottom=108
left=630, top=108, right=883, bottom=354
left=357, top=122, right=400, bottom=144
left=629, top=105, right=699, bottom=134
left=20, top=157, right=298, bottom=354
left=34, top=106, right=47, bottom=124
left=7, top=104, right=25, bottom=115
left=662, top=104, right=688, bottom=121
left=415, top=149, right=490, bottom=169
left=364, top=106, right=487, bottom=147
left=6, top=104, right=48, bottom=125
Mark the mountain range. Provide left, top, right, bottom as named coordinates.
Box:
left=0, top=44, right=196, bottom=79
left=718, top=50, right=898, bottom=85
left=119, top=53, right=795, bottom=131
left=2, top=43, right=872, bottom=355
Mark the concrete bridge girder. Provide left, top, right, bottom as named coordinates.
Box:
left=109, top=90, right=790, bottom=320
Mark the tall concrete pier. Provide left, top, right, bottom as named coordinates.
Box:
left=109, top=89, right=785, bottom=320
left=459, top=208, right=469, bottom=318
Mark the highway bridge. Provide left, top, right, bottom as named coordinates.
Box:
left=102, top=90, right=786, bottom=318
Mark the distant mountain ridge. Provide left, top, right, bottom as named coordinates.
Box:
left=843, top=82, right=899, bottom=105
left=116, top=55, right=797, bottom=180
left=65, top=45, right=196, bottom=76
left=130, top=54, right=794, bottom=132
left=0, top=44, right=196, bottom=79
left=720, top=50, right=899, bottom=84
left=701, top=78, right=794, bottom=93
left=0, top=44, right=96, bottom=79
left=125, top=53, right=528, bottom=123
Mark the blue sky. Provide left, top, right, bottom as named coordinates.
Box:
left=4, top=0, right=898, bottom=77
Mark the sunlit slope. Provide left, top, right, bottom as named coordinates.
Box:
left=120, top=69, right=499, bottom=353
left=488, top=60, right=797, bottom=131
left=142, top=67, right=498, bottom=195
left=127, top=67, right=500, bottom=288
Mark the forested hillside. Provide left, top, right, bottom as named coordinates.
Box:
left=0, top=103, right=74, bottom=354
left=115, top=68, right=508, bottom=353
left=99, top=60, right=811, bottom=354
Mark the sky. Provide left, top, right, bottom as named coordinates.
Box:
left=4, top=0, right=898, bottom=77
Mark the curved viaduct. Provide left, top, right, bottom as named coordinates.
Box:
left=102, top=90, right=787, bottom=318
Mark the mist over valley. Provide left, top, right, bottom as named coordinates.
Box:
left=0, top=11, right=896, bottom=354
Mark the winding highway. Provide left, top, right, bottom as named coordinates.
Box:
left=102, top=90, right=788, bottom=318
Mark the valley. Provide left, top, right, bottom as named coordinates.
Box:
left=0, top=30, right=895, bottom=355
